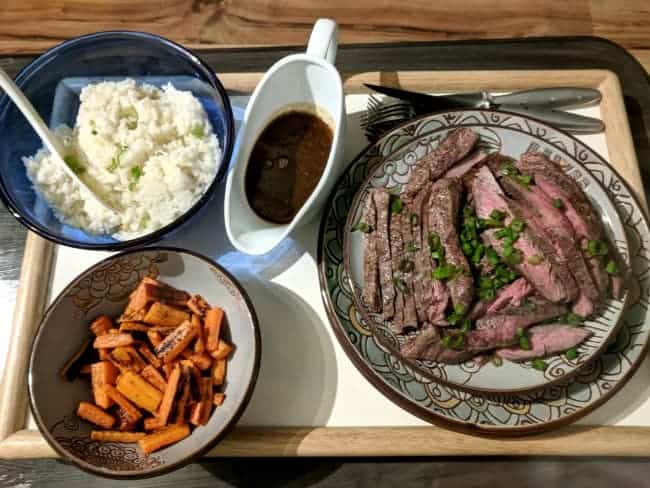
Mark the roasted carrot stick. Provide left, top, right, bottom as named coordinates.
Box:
left=174, top=382, right=191, bottom=425
left=147, top=331, right=163, bottom=347
left=138, top=424, right=190, bottom=454
left=189, top=353, right=212, bottom=371
left=211, top=359, right=226, bottom=386
left=154, top=321, right=197, bottom=364
left=77, top=402, right=115, bottom=429
left=93, top=333, right=134, bottom=349
left=138, top=344, right=162, bottom=368
left=116, top=371, right=163, bottom=414
left=90, top=315, right=113, bottom=336
left=143, top=302, right=190, bottom=327
left=141, top=365, right=167, bottom=392
left=144, top=417, right=164, bottom=431
left=119, top=321, right=150, bottom=333
left=157, top=365, right=181, bottom=425
left=204, top=308, right=224, bottom=352
left=187, top=295, right=209, bottom=316
left=209, top=340, right=233, bottom=361
left=191, top=314, right=205, bottom=354
left=213, top=393, right=225, bottom=406
left=91, top=431, right=146, bottom=443
left=103, top=384, right=142, bottom=423
left=91, top=361, right=119, bottom=409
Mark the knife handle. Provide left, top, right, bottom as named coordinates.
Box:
left=492, top=88, right=601, bottom=110
left=501, top=106, right=605, bottom=134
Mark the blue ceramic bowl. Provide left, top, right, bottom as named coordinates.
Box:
left=0, top=31, right=234, bottom=250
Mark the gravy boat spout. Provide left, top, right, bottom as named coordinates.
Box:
left=224, top=19, right=345, bottom=256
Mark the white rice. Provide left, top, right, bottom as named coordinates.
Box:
left=23, top=79, right=221, bottom=240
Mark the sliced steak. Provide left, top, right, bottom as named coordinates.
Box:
left=372, top=189, right=395, bottom=320
left=472, top=166, right=576, bottom=303
left=389, top=209, right=406, bottom=333
left=443, top=150, right=487, bottom=179
left=496, top=324, right=592, bottom=361
left=400, top=211, right=419, bottom=329
left=400, top=325, right=473, bottom=364
left=422, top=190, right=450, bottom=324
left=517, top=152, right=627, bottom=297
left=411, top=190, right=429, bottom=323
left=468, top=297, right=567, bottom=351
left=428, top=178, right=473, bottom=312
left=486, top=278, right=534, bottom=314
left=402, top=128, right=479, bottom=207
left=361, top=193, right=380, bottom=312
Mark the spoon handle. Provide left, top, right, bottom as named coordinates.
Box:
left=0, top=67, right=114, bottom=212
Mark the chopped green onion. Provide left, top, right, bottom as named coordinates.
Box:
left=428, top=232, right=441, bottom=252
left=565, top=312, right=584, bottom=326
left=489, top=209, right=506, bottom=221
left=516, top=327, right=525, bottom=337
left=410, top=213, right=419, bottom=225
left=519, top=335, right=531, bottom=350
left=486, top=247, right=499, bottom=266
left=63, top=155, right=85, bottom=175
left=399, top=258, right=415, bottom=273
left=491, top=356, right=503, bottom=367
left=460, top=318, right=472, bottom=332
left=91, top=129, right=98, bottom=135
left=190, top=126, right=205, bottom=138
left=471, top=244, right=485, bottom=264
left=531, top=359, right=547, bottom=371
left=462, top=242, right=473, bottom=256
left=552, top=198, right=564, bottom=209
left=479, top=288, right=496, bottom=301
left=527, top=254, right=544, bottom=265
left=605, top=260, right=619, bottom=276
left=128, top=165, right=142, bottom=191
left=587, top=239, right=609, bottom=257
left=505, top=249, right=523, bottom=265
left=495, top=228, right=510, bottom=240
left=510, top=218, right=525, bottom=233
left=352, top=221, right=372, bottom=233
left=127, top=120, right=138, bottom=130
left=502, top=244, right=514, bottom=258
left=432, top=263, right=459, bottom=280
left=565, top=348, right=578, bottom=360
left=390, top=195, right=403, bottom=214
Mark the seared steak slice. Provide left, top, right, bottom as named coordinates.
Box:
left=400, top=212, right=419, bottom=329
left=422, top=190, right=450, bottom=324
left=486, top=277, right=534, bottom=314
left=469, top=297, right=567, bottom=351
left=517, top=152, right=627, bottom=297
left=411, top=190, right=429, bottom=323
left=428, top=178, right=473, bottom=312
left=496, top=324, right=592, bottom=361
left=402, top=128, right=479, bottom=207
left=443, top=150, right=487, bottom=179
left=400, top=325, right=473, bottom=364
left=372, top=189, right=395, bottom=319
left=390, top=209, right=406, bottom=333
left=472, top=166, right=576, bottom=303
left=361, top=193, right=380, bottom=312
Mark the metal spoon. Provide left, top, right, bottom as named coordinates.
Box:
left=0, top=67, right=116, bottom=213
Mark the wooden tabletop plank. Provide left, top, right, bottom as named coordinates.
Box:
left=0, top=1, right=648, bottom=71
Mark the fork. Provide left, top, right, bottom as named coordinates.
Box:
left=361, top=95, right=416, bottom=142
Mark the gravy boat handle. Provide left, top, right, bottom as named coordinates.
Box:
left=306, top=18, right=338, bottom=64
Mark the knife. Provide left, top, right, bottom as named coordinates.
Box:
left=364, top=84, right=605, bottom=134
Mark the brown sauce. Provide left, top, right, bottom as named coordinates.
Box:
left=245, top=109, right=333, bottom=224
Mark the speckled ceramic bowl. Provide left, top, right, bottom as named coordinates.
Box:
left=28, top=247, right=260, bottom=479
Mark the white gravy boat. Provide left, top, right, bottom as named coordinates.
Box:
left=224, top=19, right=345, bottom=255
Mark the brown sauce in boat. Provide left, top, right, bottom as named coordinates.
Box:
left=245, top=109, right=332, bottom=224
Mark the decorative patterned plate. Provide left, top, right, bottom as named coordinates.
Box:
left=318, top=109, right=650, bottom=434
left=342, top=110, right=630, bottom=394
left=28, top=248, right=261, bottom=478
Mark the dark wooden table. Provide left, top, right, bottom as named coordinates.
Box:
left=2, top=39, right=650, bottom=486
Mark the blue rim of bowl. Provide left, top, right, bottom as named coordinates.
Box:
left=0, top=31, right=235, bottom=251
left=27, top=246, right=261, bottom=479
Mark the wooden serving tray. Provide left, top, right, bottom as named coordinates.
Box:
left=1, top=67, right=649, bottom=458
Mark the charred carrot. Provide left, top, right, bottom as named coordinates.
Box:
left=174, top=381, right=191, bottom=425
left=119, top=321, right=150, bottom=333
left=91, top=431, right=146, bottom=443
left=187, top=295, right=209, bottom=316
left=103, top=384, right=142, bottom=423
left=189, top=353, right=212, bottom=371
left=91, top=361, right=119, bottom=409
left=90, top=315, right=113, bottom=336
left=209, top=340, right=233, bottom=361
left=204, top=308, right=224, bottom=352
left=213, top=393, right=225, bottom=406
left=123, top=346, right=147, bottom=372
left=116, top=406, right=138, bottom=431
left=141, top=365, right=167, bottom=392
left=143, top=302, right=190, bottom=327
left=93, top=333, right=134, bottom=349
left=77, top=402, right=115, bottom=429
left=138, top=344, right=161, bottom=368
left=191, top=314, right=205, bottom=354
left=138, top=424, right=190, bottom=454
left=116, top=371, right=163, bottom=414
left=147, top=331, right=163, bottom=347
left=211, top=359, right=226, bottom=386
left=144, top=417, right=164, bottom=431
left=157, top=365, right=181, bottom=425
left=154, top=321, right=197, bottom=364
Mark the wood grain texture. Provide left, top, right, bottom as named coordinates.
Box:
left=0, top=0, right=649, bottom=71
